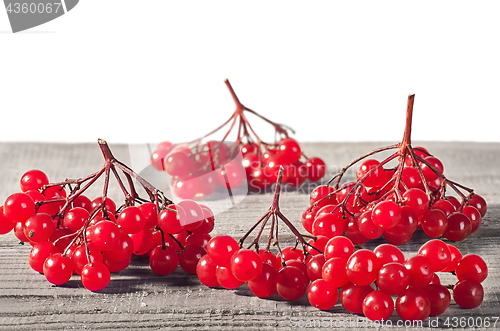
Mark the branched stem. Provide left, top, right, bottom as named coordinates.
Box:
left=39, top=139, right=174, bottom=266
left=239, top=166, right=323, bottom=257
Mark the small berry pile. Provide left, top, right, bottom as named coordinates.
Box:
left=0, top=140, right=215, bottom=291
left=309, top=237, right=487, bottom=321
left=150, top=79, right=326, bottom=199
left=303, top=94, right=487, bottom=245
left=195, top=167, right=322, bottom=299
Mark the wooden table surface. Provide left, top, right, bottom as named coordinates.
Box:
left=0, top=142, right=499, bottom=330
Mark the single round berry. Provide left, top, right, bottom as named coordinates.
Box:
left=278, top=138, right=301, bottom=164
left=306, top=157, right=326, bottom=182
left=340, top=282, right=374, bottom=314
left=20, top=170, right=49, bottom=192
left=362, top=290, right=394, bottom=321
left=206, top=235, right=239, bottom=267
left=322, top=257, right=349, bottom=288
left=308, top=279, right=338, bottom=310
left=373, top=244, right=405, bottom=266
left=117, top=206, right=146, bottom=234
left=371, top=201, right=402, bottom=230
left=4, top=192, right=36, bottom=223
left=43, top=253, right=73, bottom=285
left=453, top=279, right=484, bottom=309
left=404, top=255, right=434, bottom=288
left=230, top=249, right=263, bottom=282
left=196, top=254, right=219, bottom=288
left=247, top=263, right=278, bottom=298
left=150, top=245, right=179, bottom=276
left=179, top=244, right=206, bottom=274
left=81, top=262, right=111, bottom=291
left=455, top=254, right=488, bottom=283
left=276, top=266, right=309, bottom=301
left=422, top=284, right=451, bottom=316
left=346, top=249, right=380, bottom=286
left=418, top=239, right=451, bottom=272
left=24, top=213, right=55, bottom=243
left=396, top=288, right=431, bottom=321
left=63, top=207, right=90, bottom=233
left=377, top=262, right=410, bottom=296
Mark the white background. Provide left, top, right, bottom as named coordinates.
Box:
left=1, top=0, right=499, bottom=144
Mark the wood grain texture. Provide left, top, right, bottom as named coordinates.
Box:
left=0, top=142, right=499, bottom=330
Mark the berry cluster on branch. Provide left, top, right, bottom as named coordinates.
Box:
left=0, top=140, right=216, bottom=291
left=150, top=79, right=327, bottom=200
left=303, top=94, right=487, bottom=245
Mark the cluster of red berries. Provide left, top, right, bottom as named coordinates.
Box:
left=195, top=234, right=487, bottom=321
left=303, top=95, right=487, bottom=245
left=151, top=137, right=326, bottom=199
left=150, top=79, right=326, bottom=200
left=196, top=235, right=320, bottom=300
left=307, top=237, right=487, bottom=321
left=0, top=141, right=216, bottom=292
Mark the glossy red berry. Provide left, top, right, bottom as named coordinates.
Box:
left=373, top=244, right=405, bottom=266
left=29, top=241, right=59, bottom=273
left=362, top=290, right=394, bottom=321
left=88, top=220, right=121, bottom=251
left=179, top=244, right=206, bottom=274
left=404, top=255, right=434, bottom=288
left=422, top=284, right=451, bottom=316
left=377, top=262, right=410, bottom=296
left=322, top=257, right=349, bottom=288
left=276, top=266, right=309, bottom=301
left=346, top=249, right=380, bottom=286
left=4, top=192, right=36, bottom=223
left=455, top=254, right=488, bottom=283
left=150, top=245, right=179, bottom=276
left=417, top=239, right=451, bottom=272
left=278, top=138, right=301, bottom=164
left=230, top=249, right=263, bottom=282
left=216, top=265, right=244, bottom=289
left=63, top=207, right=90, bottom=233
left=421, top=209, right=448, bottom=238
left=117, top=206, right=146, bottom=234
left=247, top=263, right=278, bottom=298
left=43, top=253, right=73, bottom=285
left=340, top=282, right=374, bottom=314
left=196, top=254, right=219, bottom=288
left=20, top=170, right=49, bottom=192
left=206, top=235, right=239, bottom=267
left=308, top=279, right=338, bottom=310
left=371, top=200, right=401, bottom=230
left=467, top=194, right=487, bottom=217
left=443, top=212, right=471, bottom=241
left=306, top=157, right=326, bottom=182
left=81, top=262, right=111, bottom=291
left=23, top=213, right=55, bottom=243
left=396, top=288, right=431, bottom=321
left=453, top=279, right=484, bottom=309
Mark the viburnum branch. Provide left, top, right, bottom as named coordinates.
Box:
left=402, top=94, right=415, bottom=147
left=326, top=144, right=400, bottom=188
left=239, top=166, right=323, bottom=257
left=310, top=93, right=487, bottom=246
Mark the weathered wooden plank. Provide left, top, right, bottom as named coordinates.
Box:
left=0, top=142, right=498, bottom=330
